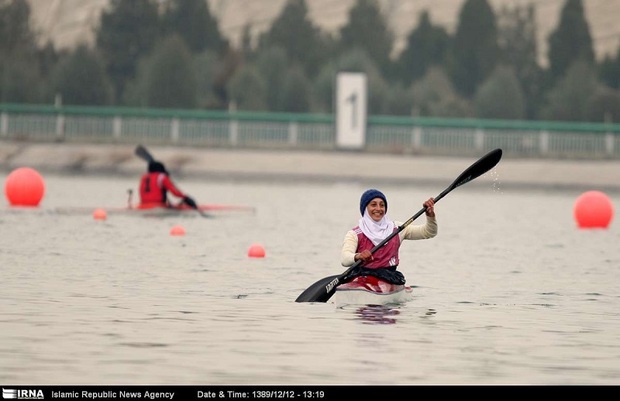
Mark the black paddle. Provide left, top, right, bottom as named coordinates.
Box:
left=134, top=144, right=211, bottom=218
left=295, top=148, right=503, bottom=303
left=135, top=144, right=155, bottom=164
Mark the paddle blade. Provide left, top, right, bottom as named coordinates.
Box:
left=451, top=148, right=502, bottom=191
left=295, top=274, right=342, bottom=303
left=433, top=148, right=502, bottom=203
left=135, top=144, right=155, bottom=163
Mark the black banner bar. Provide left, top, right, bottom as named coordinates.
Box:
left=0, top=384, right=591, bottom=400
left=4, top=386, right=360, bottom=400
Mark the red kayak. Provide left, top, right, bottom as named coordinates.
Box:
left=333, top=275, right=413, bottom=307
left=126, top=202, right=255, bottom=217
left=54, top=202, right=255, bottom=217
left=133, top=202, right=255, bottom=212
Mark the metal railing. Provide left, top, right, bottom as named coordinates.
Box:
left=1, top=103, right=619, bottom=159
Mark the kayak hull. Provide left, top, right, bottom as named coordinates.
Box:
left=333, top=275, right=413, bottom=307
left=134, top=203, right=255, bottom=212
left=54, top=203, right=255, bottom=217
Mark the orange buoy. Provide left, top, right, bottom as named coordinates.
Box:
left=248, top=243, right=266, bottom=258
left=93, top=208, right=107, bottom=220
left=4, top=167, right=45, bottom=207
left=574, top=190, right=614, bottom=229
left=170, top=225, right=186, bottom=236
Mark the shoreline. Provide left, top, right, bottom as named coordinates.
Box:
left=2, top=142, right=620, bottom=194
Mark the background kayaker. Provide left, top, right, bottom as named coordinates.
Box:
left=139, top=160, right=197, bottom=209
left=340, top=188, right=437, bottom=283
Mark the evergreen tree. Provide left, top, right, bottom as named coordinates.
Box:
left=412, top=67, right=474, bottom=117
left=121, top=57, right=150, bottom=107
left=497, top=4, right=543, bottom=119
left=339, top=0, right=394, bottom=78
left=255, top=46, right=289, bottom=111
left=542, top=60, right=598, bottom=121
left=227, top=65, right=268, bottom=111
left=584, top=86, right=620, bottom=123
left=599, top=43, right=620, bottom=90
left=0, top=0, right=37, bottom=57
left=279, top=66, right=311, bottom=112
left=193, top=50, right=225, bottom=109
left=1, top=54, right=44, bottom=103
left=257, top=0, right=327, bottom=78
left=312, top=60, right=338, bottom=113
left=474, top=65, right=525, bottom=119
left=162, top=0, right=228, bottom=54
left=208, top=48, right=243, bottom=109
left=449, top=0, right=500, bottom=98
left=0, top=0, right=45, bottom=103
left=385, top=83, right=414, bottom=116
left=144, top=35, right=197, bottom=109
left=240, top=23, right=254, bottom=60
left=95, top=0, right=161, bottom=104
left=51, top=45, right=113, bottom=106
left=547, top=0, right=595, bottom=84
left=396, top=11, right=449, bottom=86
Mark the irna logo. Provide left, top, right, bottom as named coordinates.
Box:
left=2, top=388, right=44, bottom=400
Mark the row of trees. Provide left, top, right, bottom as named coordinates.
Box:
left=1, top=0, right=619, bottom=122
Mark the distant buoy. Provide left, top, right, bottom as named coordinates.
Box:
left=248, top=243, right=266, bottom=258
left=93, top=208, right=107, bottom=220
left=574, top=190, right=614, bottom=229
left=170, top=225, right=186, bottom=236
left=4, top=167, right=45, bottom=206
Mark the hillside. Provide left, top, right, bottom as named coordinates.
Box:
left=27, top=0, right=620, bottom=65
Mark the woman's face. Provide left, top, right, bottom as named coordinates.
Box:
left=366, top=198, right=386, bottom=222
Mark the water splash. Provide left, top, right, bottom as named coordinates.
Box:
left=488, top=168, right=503, bottom=194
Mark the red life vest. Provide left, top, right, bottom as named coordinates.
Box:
left=353, top=225, right=401, bottom=269
left=139, top=172, right=185, bottom=206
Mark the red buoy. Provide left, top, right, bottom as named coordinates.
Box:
left=248, top=243, right=266, bottom=258
left=93, top=208, right=107, bottom=220
left=573, top=190, right=614, bottom=229
left=170, top=225, right=186, bottom=236
left=4, top=167, right=45, bottom=207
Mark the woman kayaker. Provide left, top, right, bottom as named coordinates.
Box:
left=139, top=160, right=197, bottom=209
left=340, top=188, right=437, bottom=284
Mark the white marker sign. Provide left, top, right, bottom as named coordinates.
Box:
left=336, top=72, right=367, bottom=149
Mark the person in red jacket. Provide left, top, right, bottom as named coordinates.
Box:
left=139, top=161, right=196, bottom=209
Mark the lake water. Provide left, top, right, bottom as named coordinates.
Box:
left=1, top=172, right=619, bottom=385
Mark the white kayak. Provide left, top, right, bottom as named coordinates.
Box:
left=332, top=275, right=413, bottom=307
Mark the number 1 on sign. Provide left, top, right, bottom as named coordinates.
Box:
left=346, top=91, right=358, bottom=130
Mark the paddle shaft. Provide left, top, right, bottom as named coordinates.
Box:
left=295, top=148, right=503, bottom=303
